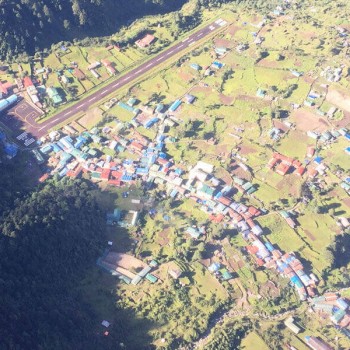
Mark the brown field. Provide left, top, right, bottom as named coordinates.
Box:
left=220, top=93, right=234, bottom=105
left=78, top=107, right=103, bottom=129
left=326, top=88, right=350, bottom=113
left=291, top=108, right=330, bottom=132
left=335, top=111, right=350, bottom=128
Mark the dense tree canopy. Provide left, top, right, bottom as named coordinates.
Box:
left=0, top=0, right=188, bottom=60
left=0, top=179, right=111, bottom=349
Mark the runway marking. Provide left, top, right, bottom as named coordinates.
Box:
left=16, top=23, right=225, bottom=137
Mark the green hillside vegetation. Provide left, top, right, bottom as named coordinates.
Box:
left=0, top=177, right=150, bottom=349
left=0, top=0, right=187, bottom=60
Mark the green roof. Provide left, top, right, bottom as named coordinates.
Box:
left=47, top=87, right=63, bottom=104
left=199, top=184, right=215, bottom=196
left=149, top=260, right=158, bottom=267
left=145, top=273, right=158, bottom=283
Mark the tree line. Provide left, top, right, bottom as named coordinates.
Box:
left=0, top=0, right=188, bottom=61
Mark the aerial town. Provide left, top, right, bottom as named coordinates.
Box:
left=0, top=0, right=350, bottom=349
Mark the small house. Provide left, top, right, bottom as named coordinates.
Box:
left=136, top=34, right=155, bottom=48
left=256, top=88, right=265, bottom=98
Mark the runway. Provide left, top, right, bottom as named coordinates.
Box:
left=2, top=19, right=227, bottom=139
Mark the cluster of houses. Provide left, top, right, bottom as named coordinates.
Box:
left=320, top=66, right=344, bottom=82
left=34, top=89, right=325, bottom=300
left=246, top=232, right=317, bottom=300
left=97, top=251, right=159, bottom=285
left=87, top=60, right=117, bottom=79
left=306, top=127, right=349, bottom=144
left=304, top=336, right=333, bottom=350
left=267, top=152, right=305, bottom=176
left=311, top=292, right=350, bottom=331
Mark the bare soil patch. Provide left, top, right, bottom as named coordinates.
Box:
left=273, top=119, right=290, bottom=132
left=335, top=111, right=350, bottom=128
left=326, top=88, right=350, bottom=113
left=260, top=280, right=280, bottom=298
left=276, top=175, right=301, bottom=197
left=78, top=107, right=103, bottom=129
left=291, top=108, right=330, bottom=132
left=343, top=198, right=350, bottom=209
left=178, top=70, right=193, bottom=82
left=304, top=229, right=316, bottom=241
left=158, top=228, right=171, bottom=247
left=214, top=38, right=234, bottom=48
left=257, top=59, right=279, bottom=69
left=228, top=25, right=240, bottom=36
left=220, top=93, right=234, bottom=105
left=239, top=144, right=256, bottom=155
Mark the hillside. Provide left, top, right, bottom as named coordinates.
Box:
left=0, top=0, right=188, bottom=60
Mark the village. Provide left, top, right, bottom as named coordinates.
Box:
left=1, top=1, right=350, bottom=349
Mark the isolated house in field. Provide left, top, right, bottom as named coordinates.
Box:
left=185, top=94, right=196, bottom=104
left=256, top=88, right=266, bottom=98
left=73, top=68, right=86, bottom=80
left=136, top=34, right=155, bottom=48
left=101, top=59, right=116, bottom=75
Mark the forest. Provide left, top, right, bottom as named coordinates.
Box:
left=0, top=156, right=143, bottom=350
left=0, top=0, right=240, bottom=61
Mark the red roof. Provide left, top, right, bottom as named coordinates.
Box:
left=23, top=76, right=33, bottom=88
left=0, top=82, right=8, bottom=95
left=101, top=169, right=111, bottom=180
left=246, top=218, right=255, bottom=228
left=130, top=141, right=144, bottom=151
left=157, top=158, right=168, bottom=165
left=307, top=146, right=315, bottom=157
left=218, top=196, right=231, bottom=206
left=308, top=168, right=318, bottom=178
left=101, top=59, right=112, bottom=67
left=67, top=166, right=82, bottom=178
left=135, top=34, right=155, bottom=48
left=248, top=206, right=259, bottom=216
left=273, top=152, right=293, bottom=165
left=276, top=162, right=291, bottom=175
left=247, top=245, right=259, bottom=254
left=227, top=208, right=236, bottom=218
left=111, top=170, right=123, bottom=180
left=256, top=257, right=265, bottom=266
left=241, top=212, right=252, bottom=220
left=272, top=250, right=282, bottom=258
left=267, top=158, right=279, bottom=168
left=296, top=166, right=305, bottom=176
left=39, top=173, right=49, bottom=182
left=209, top=213, right=224, bottom=223
left=292, top=159, right=302, bottom=167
